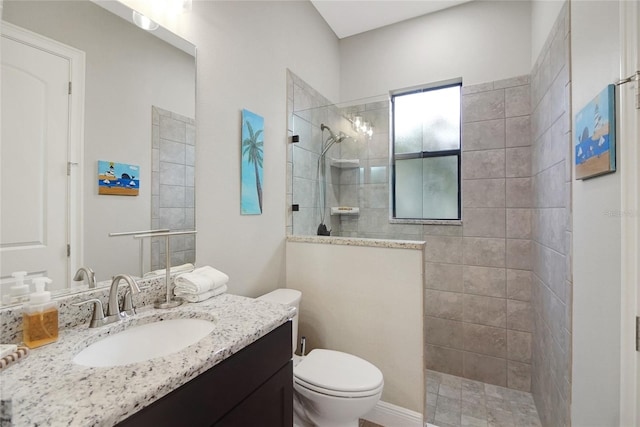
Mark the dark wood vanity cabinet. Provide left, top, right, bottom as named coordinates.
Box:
left=117, top=321, right=293, bottom=427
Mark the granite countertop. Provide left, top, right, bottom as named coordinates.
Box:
left=0, top=294, right=294, bottom=427
left=286, top=234, right=425, bottom=250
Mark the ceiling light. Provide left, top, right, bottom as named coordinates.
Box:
left=132, top=11, right=159, bottom=31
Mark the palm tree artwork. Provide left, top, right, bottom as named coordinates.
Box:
left=241, top=109, right=264, bottom=214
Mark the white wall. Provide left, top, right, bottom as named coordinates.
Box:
left=122, top=0, right=341, bottom=296
left=571, top=1, right=622, bottom=425
left=3, top=0, right=195, bottom=282
left=339, top=0, right=531, bottom=101
left=530, top=0, right=566, bottom=67
left=286, top=240, right=425, bottom=415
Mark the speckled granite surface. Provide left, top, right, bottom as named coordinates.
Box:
left=0, top=294, right=294, bottom=426
left=287, top=235, right=425, bottom=250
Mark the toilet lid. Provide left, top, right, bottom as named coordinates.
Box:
left=294, top=349, right=383, bottom=394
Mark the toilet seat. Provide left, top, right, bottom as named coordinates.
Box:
left=294, top=376, right=383, bottom=398
left=293, top=349, right=384, bottom=398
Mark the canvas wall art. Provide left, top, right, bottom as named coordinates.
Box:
left=575, top=84, right=616, bottom=180
left=241, top=109, right=264, bottom=214
left=98, top=160, right=140, bottom=196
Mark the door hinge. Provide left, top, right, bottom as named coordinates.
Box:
left=68, top=81, right=72, bottom=95
left=67, top=244, right=71, bottom=257
left=636, top=316, right=640, bottom=352
left=67, top=161, right=78, bottom=176
left=615, top=71, right=640, bottom=109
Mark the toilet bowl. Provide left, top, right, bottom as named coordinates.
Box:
left=258, top=289, right=383, bottom=427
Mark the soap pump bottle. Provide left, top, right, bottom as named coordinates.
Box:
left=1, top=271, right=29, bottom=305
left=23, top=277, right=58, bottom=348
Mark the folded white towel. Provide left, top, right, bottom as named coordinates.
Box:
left=143, top=263, right=194, bottom=278
left=174, top=266, right=229, bottom=294
left=174, top=274, right=214, bottom=294
left=175, top=285, right=227, bottom=303
left=193, top=266, right=229, bottom=287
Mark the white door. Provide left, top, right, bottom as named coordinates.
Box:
left=1, top=26, right=71, bottom=293
left=636, top=3, right=640, bottom=422
left=620, top=1, right=640, bottom=425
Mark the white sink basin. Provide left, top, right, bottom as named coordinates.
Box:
left=73, top=318, right=215, bottom=367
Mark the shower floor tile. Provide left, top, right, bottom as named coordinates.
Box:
left=360, top=370, right=541, bottom=427
left=425, top=370, right=542, bottom=427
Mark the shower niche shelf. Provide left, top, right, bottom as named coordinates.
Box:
left=330, top=158, right=359, bottom=169
left=330, top=207, right=360, bottom=216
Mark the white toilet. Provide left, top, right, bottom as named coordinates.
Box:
left=258, top=288, right=383, bottom=427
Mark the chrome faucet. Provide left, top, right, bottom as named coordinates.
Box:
left=73, top=299, right=108, bottom=328
left=73, top=267, right=97, bottom=289
left=74, top=274, right=141, bottom=328
left=106, top=274, right=141, bottom=320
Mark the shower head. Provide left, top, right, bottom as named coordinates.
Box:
left=320, top=124, right=349, bottom=158
left=320, top=123, right=337, bottom=141
left=334, top=132, right=348, bottom=143
left=327, top=133, right=348, bottom=144
left=320, top=123, right=348, bottom=144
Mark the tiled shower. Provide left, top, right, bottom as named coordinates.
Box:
left=423, top=75, right=533, bottom=391
left=287, top=72, right=425, bottom=240
left=287, top=3, right=571, bottom=419
left=287, top=69, right=535, bottom=389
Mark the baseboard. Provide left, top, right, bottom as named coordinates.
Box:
left=363, top=400, right=423, bottom=427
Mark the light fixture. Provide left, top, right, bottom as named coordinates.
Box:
left=132, top=10, right=159, bottom=31
left=350, top=115, right=374, bottom=139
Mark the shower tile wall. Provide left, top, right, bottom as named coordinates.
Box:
left=424, top=76, right=533, bottom=392
left=530, top=3, right=572, bottom=427
left=151, top=106, right=196, bottom=270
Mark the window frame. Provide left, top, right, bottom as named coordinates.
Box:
left=390, top=80, right=463, bottom=222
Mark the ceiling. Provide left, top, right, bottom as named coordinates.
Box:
left=310, top=0, right=474, bottom=39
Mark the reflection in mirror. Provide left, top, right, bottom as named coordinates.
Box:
left=0, top=0, right=196, bottom=305
left=150, top=106, right=196, bottom=271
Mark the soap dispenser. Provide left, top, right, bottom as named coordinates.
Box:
left=23, top=277, right=58, bottom=348
left=1, top=271, right=29, bottom=305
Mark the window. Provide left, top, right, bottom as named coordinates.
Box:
left=391, top=81, right=462, bottom=221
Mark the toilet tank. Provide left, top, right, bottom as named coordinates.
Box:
left=258, top=288, right=301, bottom=354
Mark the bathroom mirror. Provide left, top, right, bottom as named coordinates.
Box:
left=0, top=0, right=196, bottom=305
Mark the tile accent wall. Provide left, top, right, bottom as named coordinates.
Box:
left=529, top=3, right=572, bottom=427
left=425, top=76, right=533, bottom=392
left=151, top=106, right=196, bottom=270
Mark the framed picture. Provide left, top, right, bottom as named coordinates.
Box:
left=241, top=109, right=264, bottom=214
left=575, top=84, right=616, bottom=180
left=98, top=160, right=139, bottom=196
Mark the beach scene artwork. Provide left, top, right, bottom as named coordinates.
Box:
left=575, top=84, right=616, bottom=180
left=98, top=160, right=140, bottom=196
left=241, top=109, right=264, bottom=215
